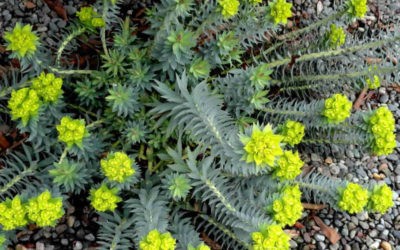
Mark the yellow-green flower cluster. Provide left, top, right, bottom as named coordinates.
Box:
left=0, top=196, right=28, bottom=230
left=327, top=24, right=346, bottom=48
left=139, top=229, right=176, bottom=250
left=26, top=191, right=64, bottom=227
left=269, top=0, right=292, bottom=25
left=323, top=93, right=352, bottom=124
left=188, top=243, right=210, bottom=250
left=249, top=0, right=262, bottom=4
left=272, top=185, right=303, bottom=226
left=31, top=72, right=63, bottom=103
left=367, top=184, right=394, bottom=213
left=77, top=6, right=105, bottom=28
left=4, top=23, right=39, bottom=58
left=275, top=150, right=304, bottom=181
left=338, top=183, right=368, bottom=214
left=347, top=0, right=367, bottom=18
left=366, top=75, right=380, bottom=90
left=56, top=116, right=87, bottom=148
left=240, top=124, right=283, bottom=167
left=89, top=184, right=121, bottom=212
left=101, top=152, right=135, bottom=183
left=251, top=224, right=290, bottom=250
left=8, top=88, right=41, bottom=126
left=367, top=106, right=396, bottom=156
left=280, top=120, right=305, bottom=146
left=218, top=0, right=240, bottom=18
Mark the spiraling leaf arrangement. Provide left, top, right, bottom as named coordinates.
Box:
left=0, top=0, right=398, bottom=249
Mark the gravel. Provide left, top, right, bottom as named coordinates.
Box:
left=0, top=0, right=399, bottom=249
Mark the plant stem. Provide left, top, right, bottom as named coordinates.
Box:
left=101, top=0, right=110, bottom=57
left=295, top=181, right=329, bottom=193
left=49, top=67, right=94, bottom=75
left=261, top=107, right=311, bottom=117
left=58, top=148, right=69, bottom=164
left=56, top=27, right=86, bottom=67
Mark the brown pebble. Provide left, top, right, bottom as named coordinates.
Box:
left=381, top=241, right=392, bottom=250
left=325, top=157, right=333, bottom=164
left=372, top=173, right=385, bottom=180
left=379, top=163, right=388, bottom=172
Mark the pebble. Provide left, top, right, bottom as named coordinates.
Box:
left=317, top=242, right=326, bottom=250
left=381, top=241, right=392, bottom=250
left=314, top=233, right=325, bottom=242
left=369, top=229, right=378, bottom=237
left=73, top=241, right=83, bottom=250
left=330, top=164, right=340, bottom=175
left=55, top=224, right=68, bottom=234
left=36, top=242, right=45, bottom=250
left=370, top=240, right=381, bottom=249
left=84, top=233, right=95, bottom=242
left=61, top=239, right=69, bottom=246
left=68, top=216, right=76, bottom=228
left=360, top=221, right=369, bottom=230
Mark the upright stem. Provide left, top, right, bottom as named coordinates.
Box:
left=101, top=0, right=110, bottom=57
left=58, top=148, right=68, bottom=164
left=56, top=27, right=86, bottom=66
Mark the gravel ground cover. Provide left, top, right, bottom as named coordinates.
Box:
left=0, top=0, right=399, bottom=249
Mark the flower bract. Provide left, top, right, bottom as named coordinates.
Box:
left=100, top=152, right=135, bottom=183
left=8, top=88, right=41, bottom=126
left=89, top=184, right=122, bottom=212
left=0, top=196, right=28, bottom=230
left=139, top=229, right=176, bottom=250
left=56, top=116, right=88, bottom=148
left=31, top=72, right=63, bottom=103
left=269, top=0, right=292, bottom=25
left=367, top=183, right=394, bottom=213
left=338, top=183, right=368, bottom=214
left=251, top=224, right=290, bottom=250
left=26, top=191, right=64, bottom=227
left=4, top=23, right=39, bottom=58
left=218, top=0, right=240, bottom=18
left=323, top=93, right=352, bottom=124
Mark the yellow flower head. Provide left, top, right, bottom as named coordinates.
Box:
left=269, top=0, right=292, bottom=25
left=327, top=24, right=346, bottom=48
left=31, top=72, right=63, bottom=103
left=188, top=243, right=211, bottom=250
left=280, top=120, right=305, bottom=146
left=240, top=124, right=283, bottom=167
left=89, top=184, right=121, bottom=212
left=368, top=106, right=396, bottom=156
left=323, top=93, right=352, bottom=124
left=347, top=0, right=367, bottom=18
left=338, top=183, right=368, bottom=214
left=366, top=75, right=380, bottom=90
left=0, top=196, right=28, bottom=230
left=275, top=150, right=304, bottom=181
left=77, top=6, right=105, bottom=28
left=251, top=224, right=290, bottom=250
left=4, top=23, right=39, bottom=59
left=56, top=116, right=88, bottom=148
left=218, top=0, right=240, bottom=18
left=272, top=185, right=303, bottom=226
left=367, top=183, right=394, bottom=214
left=139, top=229, right=176, bottom=250
left=249, top=0, right=262, bottom=4
left=26, top=191, right=64, bottom=227
left=101, top=152, right=135, bottom=183
left=8, top=88, right=41, bottom=126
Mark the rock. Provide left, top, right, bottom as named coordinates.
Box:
left=76, top=229, right=85, bottom=239
left=68, top=216, right=76, bottom=228
left=369, top=229, right=378, bottom=238
left=360, top=221, right=369, bottom=230
left=84, top=233, right=95, bottom=241
left=36, top=242, right=45, bottom=250
left=55, top=224, right=68, bottom=234
left=73, top=241, right=83, bottom=250
left=314, top=233, right=325, bottom=242
left=357, top=211, right=369, bottom=221
left=330, top=164, right=340, bottom=175
left=317, top=1, right=323, bottom=14
left=381, top=241, right=392, bottom=250
left=317, top=241, right=326, bottom=250
left=325, top=157, right=333, bottom=164
left=16, top=245, right=28, bottom=250
left=311, top=153, right=321, bottom=162
left=380, top=94, right=389, bottom=103
left=393, top=230, right=400, bottom=240
left=370, top=240, right=380, bottom=249
left=303, top=232, right=312, bottom=243
left=61, top=239, right=69, bottom=246
left=289, top=240, right=297, bottom=248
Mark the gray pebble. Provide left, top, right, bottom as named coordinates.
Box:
left=360, top=221, right=369, bottom=230
left=55, top=224, right=68, bottom=234
left=330, top=164, right=340, bottom=175
left=84, top=233, right=95, bottom=241
left=61, top=239, right=69, bottom=246
left=314, top=233, right=325, bottom=242
left=317, top=242, right=326, bottom=250
left=370, top=240, right=380, bottom=249
left=369, top=229, right=378, bottom=238
left=73, top=241, right=83, bottom=250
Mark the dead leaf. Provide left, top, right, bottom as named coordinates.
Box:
left=302, top=203, right=327, bottom=210
left=25, top=1, right=36, bottom=9
left=41, top=0, right=68, bottom=21
left=364, top=57, right=382, bottom=64
left=313, top=215, right=341, bottom=244
left=390, top=84, right=400, bottom=93
left=0, top=132, right=11, bottom=151
left=284, top=229, right=300, bottom=237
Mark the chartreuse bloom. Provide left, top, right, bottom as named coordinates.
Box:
left=76, top=6, right=105, bottom=28
left=56, top=116, right=88, bottom=148
left=139, top=229, right=176, bottom=250
left=89, top=184, right=121, bottom=212
left=347, top=0, right=367, bottom=18
left=327, top=24, right=346, bottom=48
left=0, top=196, right=28, bottom=230
left=240, top=124, right=283, bottom=167
left=8, top=88, right=41, bottom=126
left=272, top=185, right=303, bottom=226
left=4, top=23, right=39, bottom=58
left=279, top=120, right=305, bottom=146
left=367, top=184, right=394, bottom=213
left=367, top=106, right=396, bottom=155
left=31, top=72, right=63, bottom=103
left=366, top=75, right=381, bottom=90
left=323, top=93, right=352, bottom=124
left=249, top=0, right=262, bottom=4
left=188, top=243, right=210, bottom=250
left=100, top=152, right=135, bottom=183
left=275, top=151, right=304, bottom=181
left=26, top=191, right=64, bottom=227
left=268, top=0, right=293, bottom=25
left=338, top=183, right=368, bottom=214
left=218, top=0, right=240, bottom=18
left=251, top=224, right=290, bottom=250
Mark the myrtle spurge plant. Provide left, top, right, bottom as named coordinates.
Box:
left=0, top=0, right=398, bottom=248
